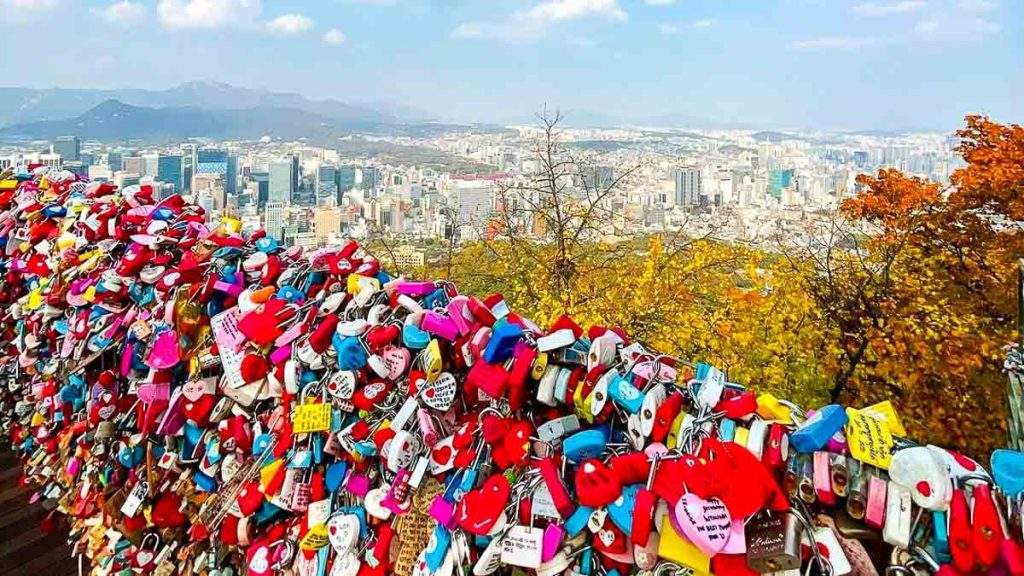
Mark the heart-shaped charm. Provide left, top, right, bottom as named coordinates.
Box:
left=181, top=379, right=210, bottom=403
left=364, top=487, right=392, bottom=521
left=422, top=372, right=457, bottom=411
left=720, top=518, right=746, bottom=554
left=575, top=459, right=623, bottom=507
left=135, top=550, right=155, bottom=568
left=137, top=382, right=169, bottom=404
left=382, top=346, right=410, bottom=381
left=181, top=394, right=215, bottom=426
left=247, top=542, right=272, bottom=576
left=457, top=473, right=510, bottom=536
left=429, top=436, right=457, bottom=474
left=237, top=480, right=264, bottom=517
left=329, top=552, right=361, bottom=576
left=326, top=371, right=357, bottom=400
left=327, top=513, right=360, bottom=553
left=672, top=493, right=732, bottom=556
left=147, top=330, right=180, bottom=370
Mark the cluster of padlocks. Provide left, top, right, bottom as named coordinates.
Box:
left=3, top=165, right=1024, bottom=576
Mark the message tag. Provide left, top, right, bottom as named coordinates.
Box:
left=300, top=523, right=331, bottom=551
left=120, top=481, right=148, bottom=518
left=673, top=493, right=732, bottom=556
left=844, top=408, right=894, bottom=469
left=210, top=308, right=247, bottom=389
left=500, top=525, right=544, bottom=569
left=860, top=401, right=907, bottom=436
left=294, top=404, right=332, bottom=434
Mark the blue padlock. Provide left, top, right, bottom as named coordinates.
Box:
left=607, top=484, right=639, bottom=535
left=193, top=471, right=218, bottom=493
left=991, top=449, right=1024, bottom=495
left=255, top=236, right=279, bottom=253
left=425, top=524, right=451, bottom=571
left=790, top=404, right=848, bottom=453
left=564, top=429, right=606, bottom=462
left=565, top=505, right=594, bottom=537
left=607, top=374, right=643, bottom=413
left=403, top=323, right=430, bottom=350
left=483, top=322, right=522, bottom=364
left=333, top=334, right=368, bottom=370
left=719, top=419, right=737, bottom=442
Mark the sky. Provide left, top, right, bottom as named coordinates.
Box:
left=0, top=0, right=1020, bottom=130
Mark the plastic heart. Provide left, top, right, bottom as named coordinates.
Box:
left=456, top=473, right=510, bottom=536
left=421, top=372, right=457, bottom=411
left=889, top=446, right=952, bottom=510
left=146, top=330, right=180, bottom=369
left=672, top=493, right=732, bottom=556
left=180, top=379, right=210, bottom=403
left=326, top=513, right=360, bottom=553
left=382, top=346, right=411, bottom=381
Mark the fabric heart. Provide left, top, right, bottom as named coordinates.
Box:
left=181, top=394, right=215, bottom=426
left=237, top=480, right=264, bottom=517
left=147, top=330, right=180, bottom=369
left=247, top=542, right=272, bottom=576
left=326, top=513, right=360, bottom=553
left=672, top=493, right=732, bottom=556
left=151, top=492, right=187, bottom=529
left=422, top=372, right=457, bottom=411
left=575, top=459, right=623, bottom=507
left=237, top=299, right=287, bottom=347
left=456, top=473, right=510, bottom=536
left=241, top=354, right=270, bottom=384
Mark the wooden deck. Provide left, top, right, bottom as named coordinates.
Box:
left=0, top=451, right=79, bottom=576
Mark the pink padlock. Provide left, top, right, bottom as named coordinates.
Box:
left=345, top=473, right=370, bottom=497
left=542, top=524, right=564, bottom=562
left=447, top=296, right=474, bottom=336
left=417, top=408, right=438, bottom=447
left=381, top=469, right=412, bottom=513
left=395, top=280, right=437, bottom=296
left=422, top=311, right=459, bottom=341
left=429, top=495, right=457, bottom=529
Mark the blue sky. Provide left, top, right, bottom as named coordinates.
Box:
left=0, top=0, right=1020, bottom=129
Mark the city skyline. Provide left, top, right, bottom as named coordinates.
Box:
left=0, top=0, right=1020, bottom=131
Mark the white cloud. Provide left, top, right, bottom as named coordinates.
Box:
left=567, top=36, right=598, bottom=47
left=454, top=0, right=627, bottom=41
left=958, top=0, right=996, bottom=10
left=157, top=0, right=261, bottom=29
left=98, top=1, right=145, bottom=25
left=914, top=19, right=938, bottom=33
left=323, top=29, right=346, bottom=44
left=521, top=0, right=626, bottom=26
left=852, top=1, right=927, bottom=16
left=644, top=0, right=675, bottom=5
left=790, top=36, right=870, bottom=50
left=658, top=22, right=679, bottom=34
left=266, top=13, right=314, bottom=35
left=1, top=0, right=57, bottom=10
left=692, top=19, right=714, bottom=28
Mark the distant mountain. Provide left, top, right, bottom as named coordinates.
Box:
left=0, top=99, right=392, bottom=142
left=750, top=130, right=818, bottom=144
left=0, top=81, right=433, bottom=127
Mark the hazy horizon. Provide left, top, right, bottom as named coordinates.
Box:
left=0, top=0, right=1020, bottom=131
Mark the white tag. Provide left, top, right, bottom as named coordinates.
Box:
left=883, top=482, right=912, bottom=549
left=697, top=366, right=726, bottom=408
left=806, top=527, right=851, bottom=576
left=531, top=485, right=560, bottom=520
left=392, top=397, right=419, bottom=431
left=500, top=525, right=544, bottom=569
left=473, top=534, right=504, bottom=575
left=536, top=415, right=580, bottom=442
left=120, top=481, right=148, bottom=518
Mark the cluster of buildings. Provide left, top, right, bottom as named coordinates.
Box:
left=0, top=125, right=964, bottom=254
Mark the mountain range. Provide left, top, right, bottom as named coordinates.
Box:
left=0, top=80, right=432, bottom=128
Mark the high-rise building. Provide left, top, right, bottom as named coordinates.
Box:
left=452, top=179, right=493, bottom=231
left=317, top=165, right=339, bottom=202
left=362, top=166, right=380, bottom=192
left=264, top=202, right=287, bottom=241
left=250, top=172, right=270, bottom=208
left=107, top=150, right=124, bottom=171
left=768, top=169, right=794, bottom=201
left=157, top=155, right=183, bottom=194
left=268, top=159, right=295, bottom=204
left=313, top=207, right=342, bottom=243
left=673, top=168, right=702, bottom=207
left=52, top=136, right=80, bottom=162
left=196, top=148, right=236, bottom=195
left=142, top=154, right=159, bottom=178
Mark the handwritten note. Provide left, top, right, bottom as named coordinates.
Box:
left=845, top=408, right=894, bottom=469
left=210, top=308, right=246, bottom=389
left=293, top=403, right=332, bottom=434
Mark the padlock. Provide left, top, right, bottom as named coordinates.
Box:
left=745, top=511, right=803, bottom=573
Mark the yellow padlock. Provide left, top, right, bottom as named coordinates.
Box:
left=423, top=340, right=442, bottom=382
left=860, top=400, right=906, bottom=436
left=756, top=393, right=792, bottom=423
left=531, top=351, right=548, bottom=381
left=259, top=458, right=285, bottom=492
left=658, top=516, right=712, bottom=574
left=346, top=274, right=380, bottom=296
left=666, top=411, right=688, bottom=450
